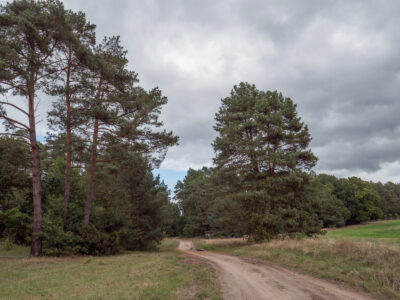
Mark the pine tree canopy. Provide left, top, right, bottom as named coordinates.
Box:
left=212, top=82, right=320, bottom=240
left=213, top=82, right=317, bottom=179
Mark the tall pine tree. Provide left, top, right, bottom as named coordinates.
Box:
left=213, top=82, right=319, bottom=240
left=47, top=10, right=96, bottom=220
left=0, top=0, right=76, bottom=256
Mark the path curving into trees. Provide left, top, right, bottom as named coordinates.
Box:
left=178, top=240, right=372, bottom=300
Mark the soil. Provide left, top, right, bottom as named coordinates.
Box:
left=178, top=240, right=373, bottom=300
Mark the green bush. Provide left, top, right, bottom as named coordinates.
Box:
left=79, top=225, right=121, bottom=255
left=41, top=221, right=82, bottom=256
left=0, top=207, right=32, bottom=244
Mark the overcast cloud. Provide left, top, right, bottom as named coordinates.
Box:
left=2, top=0, right=400, bottom=186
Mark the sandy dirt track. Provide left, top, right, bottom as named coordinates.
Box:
left=178, top=240, right=373, bottom=300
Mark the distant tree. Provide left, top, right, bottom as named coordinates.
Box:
left=175, top=166, right=244, bottom=237
left=175, top=168, right=216, bottom=236
left=162, top=201, right=182, bottom=237
left=213, top=82, right=319, bottom=240
left=346, top=177, right=383, bottom=223
left=318, top=174, right=384, bottom=224
left=372, top=182, right=400, bottom=219
left=305, top=177, right=350, bottom=227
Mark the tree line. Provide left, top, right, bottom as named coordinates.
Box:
left=1, top=1, right=399, bottom=256
left=0, top=0, right=178, bottom=256
left=174, top=83, right=400, bottom=240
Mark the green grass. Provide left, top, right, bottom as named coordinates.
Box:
left=327, top=220, right=400, bottom=244
left=0, top=239, right=29, bottom=257
left=0, top=239, right=222, bottom=300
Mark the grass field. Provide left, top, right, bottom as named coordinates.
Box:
left=195, top=220, right=400, bottom=300
left=0, top=239, right=222, bottom=300
left=327, top=220, right=400, bottom=245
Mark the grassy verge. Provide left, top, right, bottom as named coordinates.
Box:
left=0, top=239, right=30, bottom=257
left=0, top=239, right=222, bottom=300
left=195, top=237, right=400, bottom=299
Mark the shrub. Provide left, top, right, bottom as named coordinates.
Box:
left=0, top=207, right=32, bottom=244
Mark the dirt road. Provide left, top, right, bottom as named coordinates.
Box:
left=178, top=240, right=373, bottom=300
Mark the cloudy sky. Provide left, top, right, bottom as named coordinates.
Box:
left=3, top=0, right=400, bottom=189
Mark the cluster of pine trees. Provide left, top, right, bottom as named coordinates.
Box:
left=0, top=0, right=178, bottom=256
left=175, top=83, right=400, bottom=240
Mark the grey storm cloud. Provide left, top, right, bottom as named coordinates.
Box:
left=3, top=0, right=400, bottom=182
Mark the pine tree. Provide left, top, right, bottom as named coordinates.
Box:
left=78, top=36, right=178, bottom=226
left=0, top=0, right=76, bottom=256
left=75, top=36, right=133, bottom=227
left=47, top=10, right=96, bottom=220
left=213, top=82, right=319, bottom=240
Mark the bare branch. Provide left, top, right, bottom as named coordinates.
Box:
left=0, top=101, right=29, bottom=116
left=11, top=124, right=30, bottom=132
left=0, top=115, right=30, bottom=131
left=34, top=98, right=41, bottom=112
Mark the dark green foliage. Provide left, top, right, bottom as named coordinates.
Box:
left=212, top=83, right=320, bottom=241
left=0, top=207, right=32, bottom=244
left=162, top=201, right=182, bottom=237
left=317, top=174, right=384, bottom=225
left=372, top=182, right=400, bottom=219
left=0, top=0, right=95, bottom=256
left=305, top=177, right=350, bottom=228
left=345, top=177, right=383, bottom=223
left=118, top=159, right=170, bottom=250
left=175, top=168, right=215, bottom=237
left=0, top=1, right=177, bottom=255
left=37, top=154, right=175, bottom=255
left=176, top=83, right=398, bottom=240
left=41, top=217, right=82, bottom=256
left=0, top=137, right=32, bottom=244
left=0, top=137, right=31, bottom=212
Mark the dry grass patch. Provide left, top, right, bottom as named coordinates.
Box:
left=200, top=238, right=247, bottom=246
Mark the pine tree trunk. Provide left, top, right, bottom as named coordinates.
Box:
left=63, top=51, right=72, bottom=220
left=28, top=92, right=42, bottom=257
left=83, top=118, right=99, bottom=227
left=64, top=128, right=71, bottom=214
